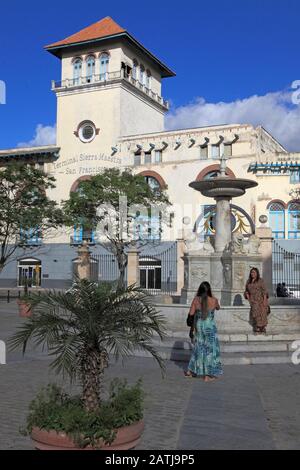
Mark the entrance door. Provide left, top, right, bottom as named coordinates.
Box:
left=18, top=259, right=41, bottom=287
left=140, top=258, right=161, bottom=291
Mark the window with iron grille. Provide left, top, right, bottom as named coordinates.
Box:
left=288, top=202, right=300, bottom=239
left=269, top=202, right=285, bottom=239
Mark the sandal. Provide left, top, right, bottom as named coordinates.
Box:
left=184, top=371, right=195, bottom=378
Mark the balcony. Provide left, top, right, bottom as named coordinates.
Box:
left=19, top=229, right=42, bottom=247
left=51, top=71, right=169, bottom=110
left=70, top=228, right=96, bottom=245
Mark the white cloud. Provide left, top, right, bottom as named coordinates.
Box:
left=165, top=90, right=300, bottom=152
left=18, top=124, right=56, bottom=148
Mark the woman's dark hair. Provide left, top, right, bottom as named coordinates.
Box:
left=248, top=267, right=260, bottom=284
left=196, top=282, right=213, bottom=319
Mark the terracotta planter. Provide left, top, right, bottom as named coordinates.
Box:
left=31, top=420, right=144, bottom=450
left=17, top=300, right=32, bottom=317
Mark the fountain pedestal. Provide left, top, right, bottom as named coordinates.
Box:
left=181, top=155, right=261, bottom=306
left=181, top=251, right=262, bottom=305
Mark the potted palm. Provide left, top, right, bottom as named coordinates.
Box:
left=17, top=276, right=32, bottom=317
left=9, top=279, right=166, bottom=450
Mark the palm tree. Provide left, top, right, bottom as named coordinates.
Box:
left=9, top=280, right=166, bottom=413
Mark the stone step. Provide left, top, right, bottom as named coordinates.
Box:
left=132, top=347, right=293, bottom=365
left=159, top=331, right=300, bottom=343
left=151, top=338, right=293, bottom=353
left=131, top=334, right=299, bottom=365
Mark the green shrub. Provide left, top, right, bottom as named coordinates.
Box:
left=24, top=380, right=144, bottom=448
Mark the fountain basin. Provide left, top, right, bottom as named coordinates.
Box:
left=189, top=177, right=258, bottom=198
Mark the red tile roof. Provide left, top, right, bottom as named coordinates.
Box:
left=45, top=16, right=176, bottom=77
left=45, top=16, right=126, bottom=49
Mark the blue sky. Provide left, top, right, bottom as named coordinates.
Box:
left=1, top=0, right=300, bottom=150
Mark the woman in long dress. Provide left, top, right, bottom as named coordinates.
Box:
left=185, top=282, right=223, bottom=382
left=244, top=267, right=269, bottom=335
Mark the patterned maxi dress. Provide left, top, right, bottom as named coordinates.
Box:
left=187, top=308, right=223, bottom=377
left=244, top=279, right=269, bottom=329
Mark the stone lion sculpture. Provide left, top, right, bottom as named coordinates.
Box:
left=184, top=230, right=201, bottom=253
left=246, top=234, right=261, bottom=254
left=230, top=232, right=246, bottom=254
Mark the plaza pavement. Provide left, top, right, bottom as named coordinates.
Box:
left=0, top=301, right=300, bottom=450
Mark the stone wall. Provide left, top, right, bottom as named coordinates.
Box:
left=156, top=304, right=300, bottom=335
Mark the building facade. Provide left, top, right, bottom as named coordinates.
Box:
left=0, top=17, right=299, bottom=292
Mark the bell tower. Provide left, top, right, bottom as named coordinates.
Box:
left=45, top=17, right=175, bottom=164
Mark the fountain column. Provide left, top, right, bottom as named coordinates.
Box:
left=184, top=153, right=259, bottom=305
left=214, top=196, right=232, bottom=252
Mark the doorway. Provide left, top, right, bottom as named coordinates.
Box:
left=18, top=259, right=42, bottom=288
left=140, top=257, right=161, bottom=291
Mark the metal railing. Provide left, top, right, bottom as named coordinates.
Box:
left=52, top=71, right=169, bottom=109
left=70, top=236, right=95, bottom=245
left=0, top=290, right=21, bottom=303
left=272, top=240, right=300, bottom=298
left=88, top=253, right=127, bottom=284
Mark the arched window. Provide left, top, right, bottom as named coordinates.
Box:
left=132, top=174, right=164, bottom=241
left=73, top=58, right=82, bottom=85
left=196, top=165, right=235, bottom=181
left=144, top=175, right=161, bottom=193
left=288, top=201, right=300, bottom=239
left=203, top=170, right=220, bottom=180
left=269, top=202, right=285, bottom=239
left=138, top=170, right=167, bottom=189
left=86, top=55, right=95, bottom=83
left=146, top=70, right=151, bottom=89
left=140, top=65, right=145, bottom=85
left=199, top=204, right=255, bottom=240
left=99, top=53, right=109, bottom=81
left=132, top=60, right=138, bottom=80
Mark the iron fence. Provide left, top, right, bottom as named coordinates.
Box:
left=84, top=242, right=178, bottom=295
left=89, top=254, right=127, bottom=285
left=272, top=240, right=300, bottom=298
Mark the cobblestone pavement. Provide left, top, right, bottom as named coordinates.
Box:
left=0, top=302, right=300, bottom=450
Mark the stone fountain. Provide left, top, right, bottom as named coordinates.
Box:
left=181, top=155, right=263, bottom=305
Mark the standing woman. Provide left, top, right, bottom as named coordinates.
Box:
left=244, top=267, right=269, bottom=335
left=185, top=282, right=223, bottom=381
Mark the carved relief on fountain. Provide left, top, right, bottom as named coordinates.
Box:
left=223, top=262, right=232, bottom=287
left=227, top=233, right=261, bottom=255
left=234, top=262, right=247, bottom=290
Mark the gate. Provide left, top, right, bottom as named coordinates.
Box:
left=139, top=242, right=177, bottom=295
left=90, top=253, right=127, bottom=284
left=272, top=240, right=300, bottom=298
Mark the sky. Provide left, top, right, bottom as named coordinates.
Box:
left=1, top=0, right=300, bottom=150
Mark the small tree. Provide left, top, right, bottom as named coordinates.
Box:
left=0, top=164, right=64, bottom=274
left=9, top=280, right=166, bottom=413
left=63, top=168, right=172, bottom=289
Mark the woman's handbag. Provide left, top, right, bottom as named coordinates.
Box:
left=186, top=314, right=194, bottom=327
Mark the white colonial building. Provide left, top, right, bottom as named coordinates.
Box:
left=0, top=17, right=299, bottom=294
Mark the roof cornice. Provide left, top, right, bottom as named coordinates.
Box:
left=45, top=32, right=175, bottom=78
